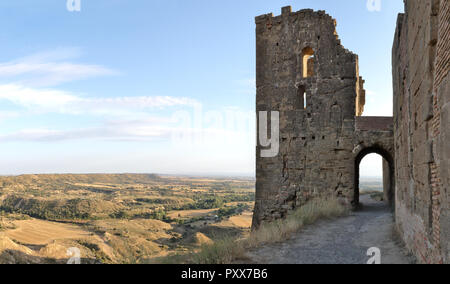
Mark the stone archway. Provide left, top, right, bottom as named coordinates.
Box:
left=353, top=146, right=395, bottom=207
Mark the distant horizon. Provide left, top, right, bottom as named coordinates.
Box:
left=0, top=171, right=383, bottom=180
left=0, top=171, right=256, bottom=178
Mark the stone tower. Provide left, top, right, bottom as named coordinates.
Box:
left=253, top=7, right=394, bottom=228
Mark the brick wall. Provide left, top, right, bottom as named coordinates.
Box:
left=392, top=0, right=449, bottom=264
left=433, top=0, right=450, bottom=264
left=355, top=117, right=393, bottom=131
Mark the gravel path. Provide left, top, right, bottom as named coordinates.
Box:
left=247, top=195, right=414, bottom=264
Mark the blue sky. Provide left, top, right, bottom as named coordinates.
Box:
left=0, top=0, right=404, bottom=176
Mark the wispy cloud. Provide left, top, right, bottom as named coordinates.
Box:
left=0, top=48, right=199, bottom=117
left=0, top=119, right=253, bottom=144
left=0, top=114, right=177, bottom=142
left=0, top=48, right=245, bottom=146
left=0, top=124, right=172, bottom=142
left=0, top=111, right=20, bottom=122
left=0, top=84, right=77, bottom=109
left=0, top=84, right=199, bottom=116
left=0, top=48, right=117, bottom=87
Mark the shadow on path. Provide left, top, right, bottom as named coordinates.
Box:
left=247, top=195, right=414, bottom=264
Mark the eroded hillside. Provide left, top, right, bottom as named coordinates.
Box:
left=0, top=174, right=255, bottom=263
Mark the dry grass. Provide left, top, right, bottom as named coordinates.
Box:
left=0, top=174, right=257, bottom=263
left=246, top=197, right=347, bottom=247
left=192, top=236, right=247, bottom=264
left=157, top=197, right=348, bottom=264
left=214, top=211, right=253, bottom=228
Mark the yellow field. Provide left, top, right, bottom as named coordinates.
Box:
left=216, top=211, right=253, bottom=228
left=228, top=212, right=253, bottom=228
left=167, top=209, right=217, bottom=219
left=5, top=219, right=91, bottom=245
left=0, top=174, right=255, bottom=263
left=72, top=183, right=118, bottom=189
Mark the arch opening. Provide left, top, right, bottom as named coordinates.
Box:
left=301, top=47, right=315, bottom=78
left=296, top=85, right=306, bottom=110
left=354, top=146, right=395, bottom=209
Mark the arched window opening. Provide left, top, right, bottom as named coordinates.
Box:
left=302, top=47, right=315, bottom=78
left=297, top=85, right=306, bottom=110
left=304, top=92, right=307, bottom=109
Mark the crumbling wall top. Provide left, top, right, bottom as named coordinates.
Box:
left=255, top=6, right=336, bottom=26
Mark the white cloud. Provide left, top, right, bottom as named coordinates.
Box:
left=0, top=48, right=117, bottom=87
left=0, top=49, right=200, bottom=116
left=0, top=84, right=77, bottom=109
left=0, top=49, right=253, bottom=152
left=0, top=111, right=20, bottom=122
left=0, top=105, right=256, bottom=144
left=0, top=120, right=254, bottom=144
left=0, top=49, right=257, bottom=175
left=0, top=84, right=199, bottom=116
left=18, top=47, right=83, bottom=63
left=0, top=124, right=172, bottom=142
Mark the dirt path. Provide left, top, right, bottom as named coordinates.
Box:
left=247, top=195, right=414, bottom=264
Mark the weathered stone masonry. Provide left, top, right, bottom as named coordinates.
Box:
left=393, top=0, right=449, bottom=264
left=253, top=2, right=449, bottom=264
left=253, top=7, right=394, bottom=228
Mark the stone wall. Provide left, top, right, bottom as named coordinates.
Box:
left=355, top=117, right=393, bottom=131
left=383, top=159, right=392, bottom=204
left=253, top=7, right=394, bottom=228
left=253, top=2, right=448, bottom=264
left=392, top=0, right=449, bottom=264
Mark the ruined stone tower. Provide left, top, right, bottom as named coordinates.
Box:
left=253, top=7, right=394, bottom=228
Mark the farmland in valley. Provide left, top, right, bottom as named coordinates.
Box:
left=0, top=174, right=254, bottom=263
